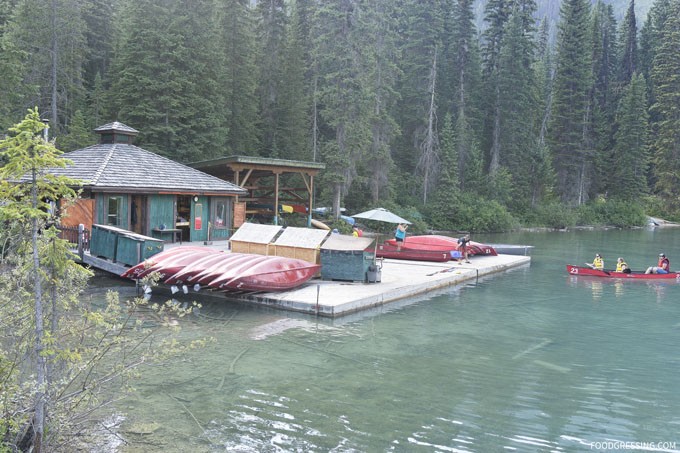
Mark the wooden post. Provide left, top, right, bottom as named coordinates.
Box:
left=308, top=175, right=314, bottom=227
left=274, top=171, right=280, bottom=226
left=78, top=223, right=84, bottom=261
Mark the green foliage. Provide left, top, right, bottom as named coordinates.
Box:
left=549, top=0, right=593, bottom=205
left=426, top=191, right=518, bottom=232
left=0, top=110, right=209, bottom=450
left=575, top=199, right=647, bottom=226
left=56, top=110, right=95, bottom=152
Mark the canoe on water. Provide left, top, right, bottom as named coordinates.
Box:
left=566, top=265, right=680, bottom=279
left=384, top=235, right=498, bottom=256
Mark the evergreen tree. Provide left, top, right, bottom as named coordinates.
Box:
left=449, top=0, right=482, bottom=189
left=496, top=6, right=539, bottom=206
left=588, top=2, right=618, bottom=195
left=617, top=0, right=638, bottom=87
left=393, top=0, right=445, bottom=175
left=481, top=0, right=511, bottom=175
left=108, top=0, right=226, bottom=161
left=312, top=0, right=373, bottom=217
left=276, top=0, right=311, bottom=161
left=648, top=0, right=680, bottom=204
left=610, top=73, right=648, bottom=198
left=254, top=0, right=287, bottom=157
left=215, top=0, right=260, bottom=156
left=1, top=0, right=89, bottom=134
left=363, top=0, right=401, bottom=204
left=549, top=0, right=593, bottom=205
left=56, top=109, right=94, bottom=152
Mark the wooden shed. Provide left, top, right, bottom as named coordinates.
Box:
left=271, top=227, right=329, bottom=264
left=229, top=223, right=282, bottom=255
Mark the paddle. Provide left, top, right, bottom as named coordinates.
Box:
left=585, top=263, right=610, bottom=275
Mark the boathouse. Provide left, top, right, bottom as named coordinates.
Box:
left=189, top=156, right=326, bottom=227
left=51, top=122, right=247, bottom=243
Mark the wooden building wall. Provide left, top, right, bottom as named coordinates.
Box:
left=149, top=194, right=175, bottom=230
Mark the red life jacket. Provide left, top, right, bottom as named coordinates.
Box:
left=658, top=257, right=670, bottom=270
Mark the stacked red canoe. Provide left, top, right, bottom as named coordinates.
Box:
left=122, top=247, right=320, bottom=292
left=377, top=235, right=497, bottom=261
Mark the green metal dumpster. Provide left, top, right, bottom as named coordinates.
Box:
left=320, top=235, right=375, bottom=281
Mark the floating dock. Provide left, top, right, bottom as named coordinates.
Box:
left=155, top=253, right=530, bottom=317
left=80, top=241, right=530, bottom=318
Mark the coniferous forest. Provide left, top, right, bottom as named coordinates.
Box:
left=1, top=0, right=679, bottom=231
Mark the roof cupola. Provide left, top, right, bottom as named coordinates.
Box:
left=93, top=122, right=139, bottom=145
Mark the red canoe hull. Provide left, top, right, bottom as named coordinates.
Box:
left=123, top=248, right=320, bottom=292
left=566, top=265, right=680, bottom=279
left=384, top=235, right=497, bottom=256
left=372, top=244, right=452, bottom=262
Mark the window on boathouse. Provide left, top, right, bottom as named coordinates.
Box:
left=214, top=199, right=227, bottom=228
left=107, top=196, right=123, bottom=226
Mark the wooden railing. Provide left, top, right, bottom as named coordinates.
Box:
left=57, top=225, right=90, bottom=259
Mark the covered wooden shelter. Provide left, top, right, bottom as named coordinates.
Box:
left=189, top=156, right=325, bottom=226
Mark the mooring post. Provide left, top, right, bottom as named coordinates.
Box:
left=316, top=284, right=320, bottom=315
left=78, top=223, right=84, bottom=261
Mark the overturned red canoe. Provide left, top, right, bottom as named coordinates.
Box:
left=123, top=248, right=320, bottom=292
left=384, top=235, right=497, bottom=256
left=163, top=251, right=229, bottom=285
left=566, top=265, right=680, bottom=279
left=373, top=243, right=453, bottom=262
left=121, top=247, right=219, bottom=279
left=206, top=255, right=321, bottom=292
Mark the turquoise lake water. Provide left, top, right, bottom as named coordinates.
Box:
left=92, top=228, right=680, bottom=452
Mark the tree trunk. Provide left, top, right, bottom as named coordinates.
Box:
left=51, top=0, right=58, bottom=132
left=32, top=168, right=46, bottom=453
left=418, top=45, right=439, bottom=205
left=488, top=83, right=501, bottom=177
left=311, top=69, right=318, bottom=162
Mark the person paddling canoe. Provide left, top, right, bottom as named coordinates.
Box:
left=645, top=253, right=669, bottom=274
left=588, top=254, right=604, bottom=270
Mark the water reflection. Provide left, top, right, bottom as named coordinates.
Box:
left=89, top=229, right=680, bottom=452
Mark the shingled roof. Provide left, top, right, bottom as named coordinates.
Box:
left=93, top=122, right=139, bottom=134
left=47, top=143, right=247, bottom=195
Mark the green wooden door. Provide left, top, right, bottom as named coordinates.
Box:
left=191, top=196, right=208, bottom=242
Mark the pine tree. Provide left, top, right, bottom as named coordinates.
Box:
left=312, top=0, right=373, bottom=217
left=254, top=0, right=287, bottom=157
left=56, top=109, right=94, bottom=152
left=610, top=73, right=648, bottom=198
left=481, top=0, right=511, bottom=176
left=215, top=0, right=261, bottom=156
left=648, top=0, right=680, bottom=204
left=449, top=0, right=482, bottom=190
left=1, top=0, right=89, bottom=134
left=393, top=0, right=445, bottom=175
left=108, top=0, right=226, bottom=161
left=496, top=6, right=539, bottom=206
left=363, top=0, right=401, bottom=204
left=549, top=0, right=593, bottom=205
left=617, top=0, right=638, bottom=87
left=276, top=0, right=311, bottom=161
left=588, top=2, right=618, bottom=195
